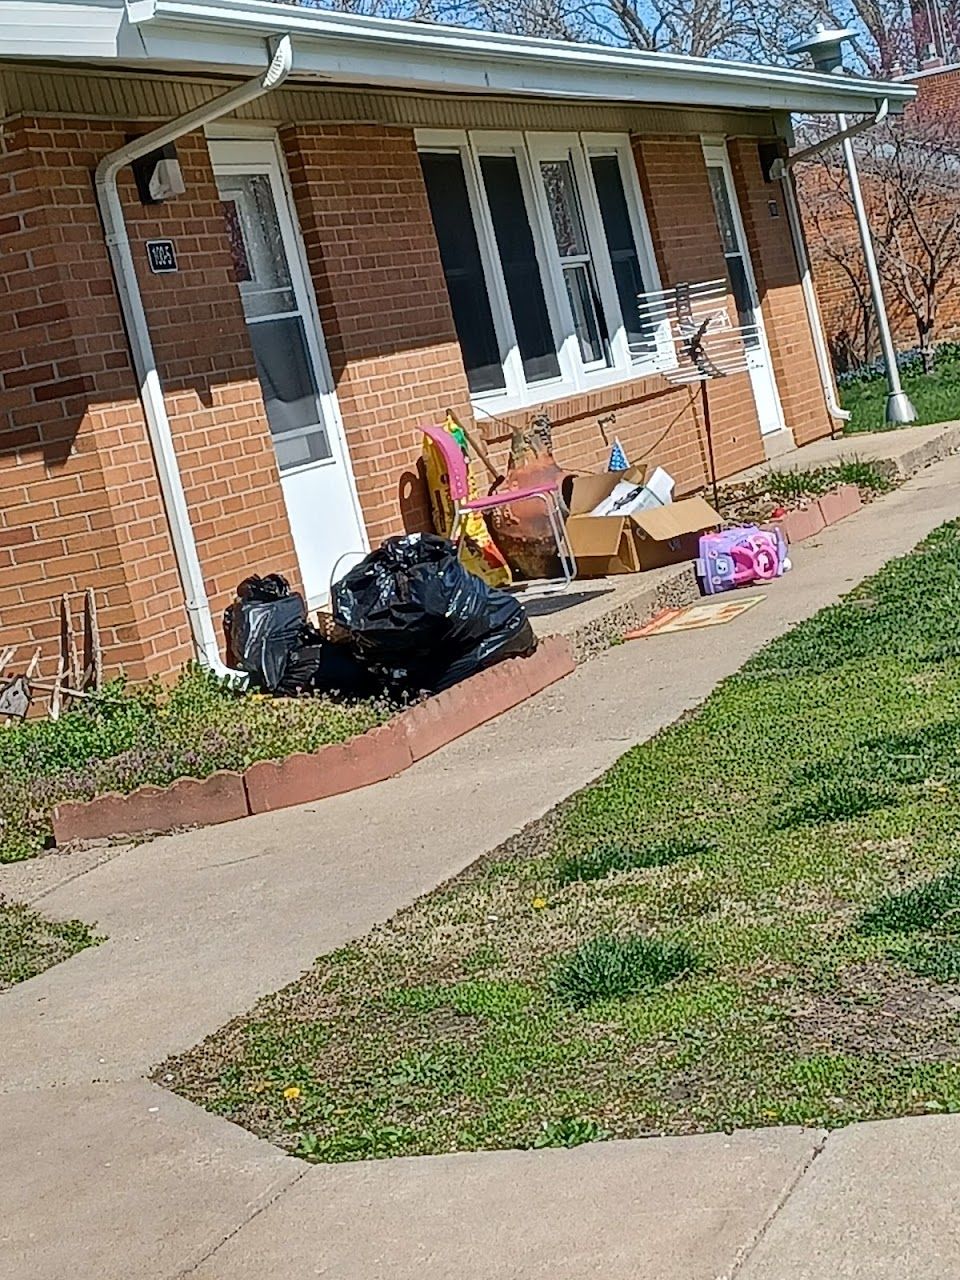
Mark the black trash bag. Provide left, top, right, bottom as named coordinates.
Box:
left=237, top=572, right=291, bottom=603
left=229, top=576, right=306, bottom=693
left=332, top=533, right=536, bottom=694
left=275, top=642, right=381, bottom=699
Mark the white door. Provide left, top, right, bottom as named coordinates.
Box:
left=702, top=142, right=786, bottom=436
left=210, top=138, right=368, bottom=604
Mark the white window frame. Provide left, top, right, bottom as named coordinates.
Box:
left=416, top=127, right=666, bottom=415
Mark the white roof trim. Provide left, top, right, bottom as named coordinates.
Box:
left=1, top=0, right=916, bottom=115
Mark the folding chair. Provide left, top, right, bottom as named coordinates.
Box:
left=421, top=423, right=576, bottom=588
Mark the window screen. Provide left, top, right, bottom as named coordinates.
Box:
left=419, top=152, right=505, bottom=394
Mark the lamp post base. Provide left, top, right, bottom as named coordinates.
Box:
left=886, top=390, right=918, bottom=425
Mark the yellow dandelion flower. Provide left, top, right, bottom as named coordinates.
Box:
left=283, top=1086, right=302, bottom=1100
left=531, top=897, right=547, bottom=910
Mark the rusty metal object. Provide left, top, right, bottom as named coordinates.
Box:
left=490, top=415, right=569, bottom=580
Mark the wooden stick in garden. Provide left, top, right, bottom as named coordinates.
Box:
left=62, top=593, right=81, bottom=693
left=85, top=588, right=102, bottom=690
left=0, top=646, right=14, bottom=673
left=25, top=647, right=41, bottom=679
left=49, top=655, right=65, bottom=721
left=32, top=680, right=98, bottom=700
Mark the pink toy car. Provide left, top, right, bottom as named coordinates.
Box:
left=696, top=525, right=790, bottom=595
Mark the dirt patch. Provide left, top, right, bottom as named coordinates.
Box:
left=786, top=963, right=960, bottom=1062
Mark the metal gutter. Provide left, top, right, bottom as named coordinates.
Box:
left=94, top=32, right=292, bottom=678
left=771, top=98, right=889, bottom=173
left=119, top=0, right=915, bottom=115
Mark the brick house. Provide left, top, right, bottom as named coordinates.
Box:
left=0, top=0, right=914, bottom=681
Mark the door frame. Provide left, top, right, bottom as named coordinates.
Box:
left=206, top=128, right=370, bottom=586
left=701, top=139, right=786, bottom=437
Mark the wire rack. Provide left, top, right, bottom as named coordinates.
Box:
left=629, top=279, right=754, bottom=505
left=629, top=279, right=755, bottom=382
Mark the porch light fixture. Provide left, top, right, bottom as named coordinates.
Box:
left=788, top=25, right=917, bottom=425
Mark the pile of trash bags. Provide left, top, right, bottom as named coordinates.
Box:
left=226, top=534, right=536, bottom=699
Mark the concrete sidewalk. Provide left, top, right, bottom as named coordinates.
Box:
left=734, top=417, right=960, bottom=483
left=6, top=455, right=960, bottom=1279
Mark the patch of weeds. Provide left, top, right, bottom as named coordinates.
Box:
left=767, top=468, right=834, bottom=501
left=551, top=935, right=700, bottom=1009
left=0, top=898, right=101, bottom=990
left=775, top=781, right=899, bottom=829
left=462, top=943, right=504, bottom=975
left=384, top=980, right=534, bottom=1020
left=832, top=459, right=893, bottom=495
left=531, top=1116, right=609, bottom=1148
left=387, top=1050, right=457, bottom=1088
left=295, top=1123, right=415, bottom=1163
left=900, top=939, right=960, bottom=984
left=860, top=866, right=960, bottom=936
left=555, top=836, right=709, bottom=886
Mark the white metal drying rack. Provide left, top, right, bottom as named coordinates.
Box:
left=629, top=279, right=755, bottom=505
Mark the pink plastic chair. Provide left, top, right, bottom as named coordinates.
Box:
left=421, top=423, right=576, bottom=588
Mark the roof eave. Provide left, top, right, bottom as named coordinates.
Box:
left=1, top=0, right=918, bottom=115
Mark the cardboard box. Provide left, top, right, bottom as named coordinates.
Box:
left=565, top=471, right=720, bottom=576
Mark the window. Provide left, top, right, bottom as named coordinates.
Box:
left=539, top=158, right=608, bottom=367
left=590, top=154, right=650, bottom=353
left=479, top=155, right=561, bottom=385
left=417, top=130, right=663, bottom=411
left=419, top=151, right=504, bottom=395
left=705, top=163, right=760, bottom=351
left=217, top=171, right=332, bottom=471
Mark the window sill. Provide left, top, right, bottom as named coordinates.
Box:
left=470, top=362, right=672, bottom=421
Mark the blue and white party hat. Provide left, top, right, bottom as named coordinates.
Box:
left=608, top=438, right=629, bottom=471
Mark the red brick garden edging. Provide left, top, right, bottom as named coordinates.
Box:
left=771, top=483, right=861, bottom=545
left=50, top=636, right=576, bottom=847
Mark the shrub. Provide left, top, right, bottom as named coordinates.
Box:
left=551, top=935, right=699, bottom=1008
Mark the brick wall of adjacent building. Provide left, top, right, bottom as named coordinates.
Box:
left=801, top=65, right=960, bottom=367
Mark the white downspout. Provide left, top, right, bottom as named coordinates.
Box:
left=94, top=36, right=293, bottom=677
left=779, top=161, right=851, bottom=425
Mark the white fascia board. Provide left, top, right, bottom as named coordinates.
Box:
left=127, top=0, right=916, bottom=115
left=0, top=0, right=144, bottom=59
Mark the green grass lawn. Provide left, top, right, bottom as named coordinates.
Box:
left=166, top=522, right=960, bottom=1162
left=0, top=898, right=100, bottom=991
left=842, top=357, right=960, bottom=433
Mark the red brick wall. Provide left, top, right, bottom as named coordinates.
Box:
left=0, top=116, right=300, bottom=683
left=728, top=139, right=835, bottom=447
left=281, top=124, right=473, bottom=544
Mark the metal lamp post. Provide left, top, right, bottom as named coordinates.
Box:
left=788, top=25, right=917, bottom=425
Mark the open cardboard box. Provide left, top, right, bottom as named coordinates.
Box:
left=564, top=467, right=720, bottom=577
